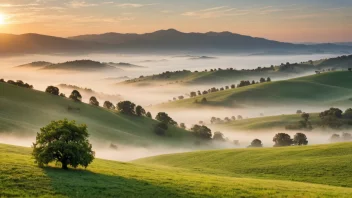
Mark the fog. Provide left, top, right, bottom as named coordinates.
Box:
left=1, top=52, right=350, bottom=161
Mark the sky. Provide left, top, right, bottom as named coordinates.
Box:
left=0, top=0, right=351, bottom=42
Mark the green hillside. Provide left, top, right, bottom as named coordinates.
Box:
left=135, top=142, right=352, bottom=188
left=2, top=143, right=352, bottom=197
left=121, top=55, right=352, bottom=87
left=213, top=113, right=321, bottom=131
left=0, top=82, right=194, bottom=147
left=157, top=71, right=352, bottom=109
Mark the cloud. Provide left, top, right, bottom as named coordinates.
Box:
left=67, top=1, right=98, bottom=8
left=116, top=3, right=157, bottom=8
left=0, top=3, right=39, bottom=7
left=182, top=6, right=249, bottom=19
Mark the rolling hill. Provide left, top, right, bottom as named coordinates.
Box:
left=0, top=81, right=195, bottom=147
left=212, top=113, right=321, bottom=131
left=2, top=143, right=352, bottom=197
left=121, top=54, right=352, bottom=87
left=156, top=71, right=352, bottom=109
left=135, top=142, right=352, bottom=188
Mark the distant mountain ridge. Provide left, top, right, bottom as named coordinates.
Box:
left=0, top=29, right=351, bottom=55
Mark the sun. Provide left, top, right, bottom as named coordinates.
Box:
left=0, top=13, right=6, bottom=25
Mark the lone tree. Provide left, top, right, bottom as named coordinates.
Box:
left=248, top=139, right=263, bottom=148
left=273, top=133, right=293, bottom=147
left=330, top=134, right=340, bottom=142
left=117, top=101, right=136, bottom=115
left=155, top=112, right=177, bottom=125
left=293, top=133, right=308, bottom=145
left=32, top=119, right=94, bottom=169
left=191, top=125, right=212, bottom=140
left=45, top=86, right=60, bottom=95
left=103, top=101, right=115, bottom=110
left=89, top=96, right=99, bottom=106
left=69, top=90, right=82, bottom=102
left=136, top=105, right=146, bottom=116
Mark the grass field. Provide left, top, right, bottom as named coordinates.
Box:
left=213, top=113, right=321, bottom=131
left=2, top=143, right=352, bottom=197
left=157, top=71, right=352, bottom=109
left=135, top=142, right=352, bottom=188
left=0, top=82, right=195, bottom=147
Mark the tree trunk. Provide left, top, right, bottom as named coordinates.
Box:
left=62, top=162, right=68, bottom=170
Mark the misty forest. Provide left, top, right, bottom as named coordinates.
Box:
left=1, top=1, right=352, bottom=197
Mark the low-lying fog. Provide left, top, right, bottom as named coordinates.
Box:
left=0, top=129, right=344, bottom=161
left=1, top=53, right=350, bottom=161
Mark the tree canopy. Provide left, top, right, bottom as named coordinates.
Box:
left=191, top=125, right=212, bottom=140
left=273, top=133, right=293, bottom=147
left=69, top=90, right=82, bottom=102
left=117, top=101, right=136, bottom=115
left=89, top=96, right=100, bottom=106
left=248, top=139, right=263, bottom=147
left=155, top=112, right=177, bottom=125
left=32, top=119, right=94, bottom=169
left=45, top=86, right=59, bottom=95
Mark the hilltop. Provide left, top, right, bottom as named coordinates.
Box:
left=2, top=143, right=352, bottom=197
left=156, top=71, right=352, bottom=109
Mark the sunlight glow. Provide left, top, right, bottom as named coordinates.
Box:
left=0, top=13, right=5, bottom=25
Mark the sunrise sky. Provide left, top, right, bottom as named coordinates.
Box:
left=0, top=0, right=351, bottom=42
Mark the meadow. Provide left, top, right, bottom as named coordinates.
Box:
left=1, top=143, right=352, bottom=198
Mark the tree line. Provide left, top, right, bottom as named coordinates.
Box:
left=0, top=79, right=33, bottom=89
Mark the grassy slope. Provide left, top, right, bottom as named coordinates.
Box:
left=2, top=144, right=352, bottom=198
left=135, top=142, right=352, bottom=188
left=157, top=71, right=352, bottom=109
left=214, top=113, right=321, bottom=131
left=0, top=82, right=194, bottom=146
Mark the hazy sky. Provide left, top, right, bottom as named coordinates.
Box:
left=0, top=0, right=351, bottom=42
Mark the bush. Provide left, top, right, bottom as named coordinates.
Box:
left=32, top=119, right=94, bottom=169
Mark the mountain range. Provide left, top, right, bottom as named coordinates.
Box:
left=0, top=29, right=351, bottom=55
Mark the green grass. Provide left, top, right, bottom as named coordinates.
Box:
left=214, top=113, right=321, bottom=131
left=135, top=142, right=352, bottom=188
left=158, top=71, right=352, bottom=109
left=2, top=143, right=352, bottom=198
left=0, top=82, right=195, bottom=146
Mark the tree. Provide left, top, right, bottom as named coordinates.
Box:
left=32, top=119, right=94, bottom=169
left=319, top=108, right=343, bottom=129
left=237, top=115, right=243, bottom=120
left=117, top=101, right=136, bottom=115
left=213, top=131, right=225, bottom=141
left=342, top=133, right=352, bottom=141
left=103, top=101, right=115, bottom=110
left=343, top=108, right=352, bottom=119
left=69, top=90, right=82, bottom=102
left=266, top=77, right=271, bottom=82
left=330, top=134, right=340, bottom=142
left=45, top=86, right=59, bottom=95
left=89, top=96, right=99, bottom=106
left=293, top=133, right=308, bottom=145
left=190, top=92, right=197, bottom=97
left=154, top=122, right=168, bottom=136
left=146, top=112, right=152, bottom=118
left=155, top=112, right=177, bottom=125
left=349, top=68, right=352, bottom=72
left=191, top=125, right=212, bottom=140
left=179, top=123, right=186, bottom=129
left=296, top=110, right=302, bottom=114
left=59, top=93, right=66, bottom=98
left=273, top=133, right=293, bottom=147
left=201, top=97, right=207, bottom=103
left=136, top=105, right=146, bottom=116
left=248, top=139, right=263, bottom=147
left=260, top=77, right=266, bottom=83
